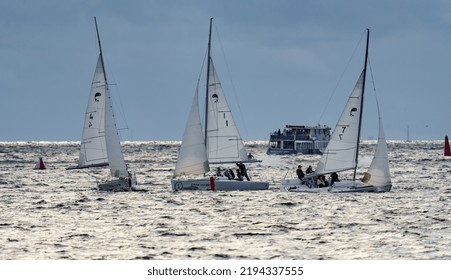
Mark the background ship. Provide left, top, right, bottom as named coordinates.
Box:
left=267, top=124, right=331, bottom=155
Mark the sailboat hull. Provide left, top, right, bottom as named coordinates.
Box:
left=280, top=179, right=392, bottom=193
left=171, top=177, right=269, bottom=192
left=98, top=177, right=135, bottom=192
left=329, top=181, right=392, bottom=193
left=66, top=163, right=109, bottom=170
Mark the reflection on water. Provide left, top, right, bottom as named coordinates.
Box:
left=0, top=141, right=450, bottom=259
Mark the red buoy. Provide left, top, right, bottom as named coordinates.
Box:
left=445, top=135, right=451, bottom=156
left=35, top=157, right=46, bottom=170
left=209, top=176, right=215, bottom=191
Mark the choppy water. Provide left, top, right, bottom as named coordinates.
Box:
left=0, top=141, right=450, bottom=260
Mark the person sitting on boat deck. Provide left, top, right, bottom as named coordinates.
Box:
left=236, top=162, right=250, bottom=181
left=306, top=165, right=313, bottom=174
left=247, top=152, right=254, bottom=160
left=224, top=168, right=235, bottom=180
left=296, top=165, right=305, bottom=185
left=215, top=167, right=223, bottom=177
left=236, top=168, right=243, bottom=181
left=330, top=172, right=340, bottom=186
left=321, top=175, right=329, bottom=187
left=317, top=176, right=326, bottom=187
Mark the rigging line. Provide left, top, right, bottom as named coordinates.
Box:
left=198, top=45, right=208, bottom=82
left=212, top=20, right=250, bottom=141
left=366, top=55, right=383, bottom=142
left=197, top=46, right=207, bottom=92
left=368, top=56, right=381, bottom=121
left=104, top=60, right=131, bottom=141
left=368, top=56, right=377, bottom=92
left=198, top=45, right=209, bottom=125
left=318, top=30, right=367, bottom=124
left=367, top=56, right=379, bottom=108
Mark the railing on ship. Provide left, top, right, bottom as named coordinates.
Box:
left=269, top=134, right=329, bottom=141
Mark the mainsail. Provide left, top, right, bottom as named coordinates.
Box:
left=205, top=59, right=249, bottom=164
left=77, top=55, right=108, bottom=168
left=174, top=84, right=209, bottom=176
left=315, top=71, right=365, bottom=175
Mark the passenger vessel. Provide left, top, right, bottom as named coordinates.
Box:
left=267, top=124, right=331, bottom=155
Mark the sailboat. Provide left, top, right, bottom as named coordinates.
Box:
left=280, top=29, right=392, bottom=193
left=171, top=18, right=269, bottom=192
left=69, top=17, right=136, bottom=192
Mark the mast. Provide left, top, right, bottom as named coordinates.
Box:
left=204, top=17, right=213, bottom=147
left=353, top=28, right=370, bottom=181
left=94, top=17, right=108, bottom=84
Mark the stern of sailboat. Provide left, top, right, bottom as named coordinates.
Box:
left=98, top=177, right=131, bottom=192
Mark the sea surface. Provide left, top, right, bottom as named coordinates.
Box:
left=0, top=140, right=450, bottom=260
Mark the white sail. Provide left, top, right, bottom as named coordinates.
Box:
left=78, top=55, right=108, bottom=168
left=174, top=84, right=209, bottom=176
left=363, top=106, right=391, bottom=187
left=206, top=59, right=248, bottom=164
left=315, top=70, right=365, bottom=175
left=103, top=75, right=128, bottom=178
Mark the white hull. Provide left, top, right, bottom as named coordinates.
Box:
left=280, top=178, right=392, bottom=193
left=171, top=177, right=269, bottom=192
left=98, top=177, right=137, bottom=192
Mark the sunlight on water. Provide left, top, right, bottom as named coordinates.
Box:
left=0, top=141, right=450, bottom=259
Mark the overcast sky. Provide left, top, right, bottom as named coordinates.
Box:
left=1, top=0, right=451, bottom=141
